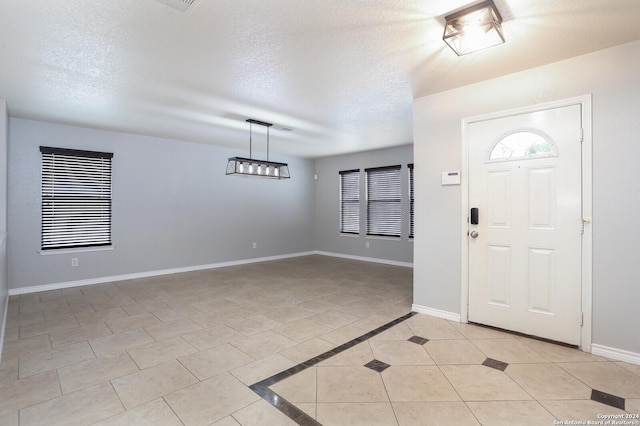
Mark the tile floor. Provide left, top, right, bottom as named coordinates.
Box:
left=1, top=255, right=639, bottom=425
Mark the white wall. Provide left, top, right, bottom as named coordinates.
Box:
left=314, top=145, right=413, bottom=265
left=0, top=98, right=8, bottom=364
left=413, top=40, right=640, bottom=355
left=8, top=118, right=316, bottom=289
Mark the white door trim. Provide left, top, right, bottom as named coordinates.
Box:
left=460, top=95, right=592, bottom=352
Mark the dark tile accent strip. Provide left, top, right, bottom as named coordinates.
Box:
left=408, top=335, right=429, bottom=345
left=250, top=311, right=417, bottom=425
left=482, top=357, right=509, bottom=371
left=591, top=388, right=626, bottom=410
left=364, top=359, right=391, bottom=373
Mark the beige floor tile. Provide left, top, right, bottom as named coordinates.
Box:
left=105, top=312, right=161, bottom=333
left=393, top=401, right=480, bottom=426
left=519, top=338, right=607, bottom=363
left=58, top=351, right=139, bottom=394
left=539, top=399, right=627, bottom=422
left=153, top=305, right=207, bottom=322
left=264, top=306, right=315, bottom=323
left=19, top=314, right=79, bottom=339
left=424, top=339, right=487, bottom=365
left=111, top=360, right=199, bottom=409
left=3, top=325, right=19, bottom=342
left=93, top=398, right=183, bottom=426
left=320, top=325, right=367, bottom=346
left=405, top=315, right=465, bottom=340
left=278, top=338, right=335, bottom=364
left=311, top=310, right=362, bottom=329
left=506, top=363, right=592, bottom=400
left=382, top=366, right=460, bottom=402
left=1, top=334, right=51, bottom=361
left=270, top=367, right=317, bottom=403
left=212, top=416, right=242, bottom=426
left=230, top=353, right=297, bottom=386
left=467, top=401, right=557, bottom=426
left=127, top=336, right=197, bottom=369
left=19, top=299, right=69, bottom=316
left=296, top=299, right=341, bottom=314
left=471, top=338, right=551, bottom=364
left=450, top=321, right=518, bottom=339
left=231, top=399, right=298, bottom=426
left=368, top=322, right=414, bottom=341
left=143, top=318, right=202, bottom=341
left=274, top=317, right=333, bottom=343
left=178, top=343, right=254, bottom=380
left=0, top=410, right=18, bottom=426
left=295, top=403, right=316, bottom=420
left=89, top=328, right=155, bottom=357
left=316, top=402, right=398, bottom=426
left=119, top=300, right=169, bottom=316
left=18, top=341, right=95, bottom=378
left=165, top=373, right=261, bottom=426
left=370, top=340, right=434, bottom=365
left=230, top=330, right=297, bottom=359
left=0, top=356, right=19, bottom=383
left=0, top=370, right=61, bottom=415
left=86, top=293, right=138, bottom=311
left=440, top=365, right=532, bottom=401
left=19, top=382, right=124, bottom=426
left=317, top=366, right=388, bottom=403
left=319, top=341, right=374, bottom=366
left=559, top=362, right=640, bottom=398
left=49, top=322, right=113, bottom=348
left=44, top=302, right=96, bottom=319
left=625, top=398, right=640, bottom=413
left=228, top=314, right=283, bottom=336
left=75, top=307, right=128, bottom=327
left=182, top=324, right=243, bottom=351
left=615, top=361, right=640, bottom=376
left=6, top=311, right=44, bottom=328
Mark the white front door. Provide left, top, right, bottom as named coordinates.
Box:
left=468, top=104, right=583, bottom=345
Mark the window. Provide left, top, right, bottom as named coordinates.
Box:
left=339, top=169, right=359, bottom=234
left=41, top=146, right=113, bottom=250
left=408, top=164, right=414, bottom=238
left=488, top=130, right=557, bottom=161
left=366, top=165, right=402, bottom=237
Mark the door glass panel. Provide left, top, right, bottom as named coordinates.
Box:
left=488, top=130, right=557, bottom=161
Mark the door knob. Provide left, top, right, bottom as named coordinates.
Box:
left=469, top=230, right=479, bottom=238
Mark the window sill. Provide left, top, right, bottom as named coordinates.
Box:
left=339, top=232, right=360, bottom=238
left=40, top=246, right=114, bottom=256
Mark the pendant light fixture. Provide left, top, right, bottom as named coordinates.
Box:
left=226, top=119, right=291, bottom=179
left=443, top=0, right=505, bottom=56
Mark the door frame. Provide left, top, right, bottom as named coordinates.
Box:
left=460, top=95, right=593, bottom=352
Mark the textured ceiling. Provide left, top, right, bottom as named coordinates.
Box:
left=1, top=0, right=639, bottom=158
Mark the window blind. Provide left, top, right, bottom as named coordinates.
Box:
left=41, top=146, right=113, bottom=250
left=339, top=169, right=360, bottom=234
left=409, top=163, right=414, bottom=238
left=366, top=165, right=402, bottom=237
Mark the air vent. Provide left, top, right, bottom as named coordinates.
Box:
left=153, top=0, right=201, bottom=14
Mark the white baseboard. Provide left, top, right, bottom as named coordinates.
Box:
left=591, top=343, right=640, bottom=366
left=8, top=252, right=316, bottom=296
left=314, top=251, right=413, bottom=268
left=411, top=304, right=461, bottom=322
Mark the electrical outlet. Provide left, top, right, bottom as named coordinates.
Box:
left=71, top=258, right=78, bottom=267
left=365, top=241, right=370, bottom=248
left=252, top=242, right=257, bottom=249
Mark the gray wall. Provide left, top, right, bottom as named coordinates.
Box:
left=314, top=145, right=413, bottom=265
left=413, top=40, right=640, bottom=354
left=8, top=118, right=316, bottom=289
left=0, top=99, right=8, bottom=363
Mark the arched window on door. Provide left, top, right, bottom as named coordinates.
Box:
left=487, top=130, right=558, bottom=162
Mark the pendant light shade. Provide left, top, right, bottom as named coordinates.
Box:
left=226, top=119, right=290, bottom=179
left=443, top=0, right=505, bottom=56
